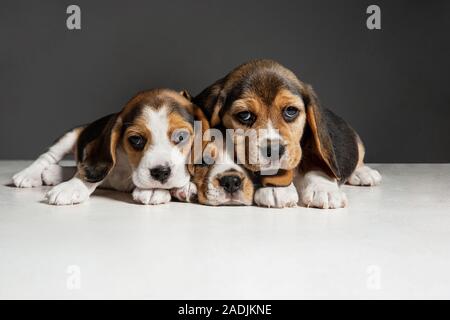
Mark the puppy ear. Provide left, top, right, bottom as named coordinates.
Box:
left=193, top=79, right=225, bottom=127
left=187, top=105, right=211, bottom=175
left=302, top=85, right=341, bottom=180
left=179, top=89, right=192, bottom=101
left=76, top=113, right=121, bottom=183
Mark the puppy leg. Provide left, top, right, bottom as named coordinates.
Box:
left=297, top=170, right=347, bottom=209
left=171, top=182, right=198, bottom=203
left=347, top=166, right=382, bottom=186
left=346, top=136, right=381, bottom=186
left=12, top=128, right=81, bottom=188
left=45, top=175, right=100, bottom=205
left=42, top=165, right=77, bottom=186
left=254, top=183, right=299, bottom=208
left=132, top=188, right=171, bottom=205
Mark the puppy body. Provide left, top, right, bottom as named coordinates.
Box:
left=13, top=89, right=205, bottom=205
left=194, top=59, right=381, bottom=209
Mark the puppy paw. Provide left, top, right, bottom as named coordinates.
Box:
left=42, top=164, right=65, bottom=186
left=347, top=165, right=382, bottom=186
left=45, top=179, right=90, bottom=205
left=299, top=171, right=347, bottom=209
left=132, top=188, right=171, bottom=205
left=12, top=166, right=43, bottom=188
left=254, top=183, right=299, bottom=208
left=171, top=182, right=198, bottom=203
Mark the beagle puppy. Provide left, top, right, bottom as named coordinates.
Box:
left=173, top=142, right=254, bottom=206
left=193, top=59, right=381, bottom=209
left=12, top=89, right=206, bottom=205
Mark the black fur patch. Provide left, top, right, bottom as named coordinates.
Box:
left=321, top=109, right=358, bottom=183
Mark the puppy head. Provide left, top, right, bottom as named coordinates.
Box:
left=188, top=143, right=254, bottom=206
left=78, top=89, right=203, bottom=189
left=195, top=59, right=340, bottom=179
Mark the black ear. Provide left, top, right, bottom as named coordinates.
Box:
left=302, top=84, right=341, bottom=180
left=193, top=78, right=226, bottom=128
left=76, top=113, right=121, bottom=183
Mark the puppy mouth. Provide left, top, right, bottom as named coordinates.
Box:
left=222, top=193, right=249, bottom=206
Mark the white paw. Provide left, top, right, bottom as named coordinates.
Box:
left=299, top=171, right=347, bottom=209
left=45, top=179, right=90, bottom=205
left=347, top=165, right=382, bottom=186
left=42, top=164, right=64, bottom=186
left=254, top=183, right=299, bottom=208
left=132, top=188, right=171, bottom=205
left=12, top=166, right=43, bottom=188
left=170, top=182, right=198, bottom=203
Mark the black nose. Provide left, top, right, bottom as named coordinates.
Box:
left=219, top=175, right=242, bottom=194
left=261, top=141, right=285, bottom=158
left=150, top=166, right=171, bottom=183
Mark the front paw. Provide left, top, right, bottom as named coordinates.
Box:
left=254, top=183, right=299, bottom=208
left=12, top=166, right=43, bottom=188
left=299, top=171, right=347, bottom=209
left=347, top=165, right=382, bottom=186
left=132, top=188, right=171, bottom=205
left=170, top=182, right=198, bottom=203
left=45, top=179, right=90, bottom=205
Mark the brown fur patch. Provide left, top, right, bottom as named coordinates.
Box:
left=260, top=169, right=294, bottom=187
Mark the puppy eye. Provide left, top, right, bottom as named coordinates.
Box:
left=128, top=135, right=146, bottom=150
left=172, top=130, right=190, bottom=145
left=235, top=111, right=256, bottom=125
left=283, top=106, right=300, bottom=121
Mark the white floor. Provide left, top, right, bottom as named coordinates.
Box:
left=0, top=161, right=449, bottom=299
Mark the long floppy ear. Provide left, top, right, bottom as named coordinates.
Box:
left=302, top=84, right=341, bottom=180
left=192, top=78, right=226, bottom=127
left=76, top=113, right=121, bottom=183
left=187, top=105, right=212, bottom=176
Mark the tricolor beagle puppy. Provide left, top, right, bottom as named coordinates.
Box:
left=173, top=142, right=254, bottom=206
left=12, top=89, right=206, bottom=205
left=193, top=59, right=381, bottom=209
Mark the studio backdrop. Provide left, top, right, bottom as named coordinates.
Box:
left=1, top=0, right=449, bottom=162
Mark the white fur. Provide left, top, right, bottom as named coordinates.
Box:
left=204, top=146, right=251, bottom=206
left=132, top=188, right=171, bottom=205
left=132, top=107, right=190, bottom=190
left=12, top=129, right=79, bottom=188
left=42, top=164, right=76, bottom=186
left=171, top=182, right=198, bottom=202
left=45, top=176, right=99, bottom=206
left=254, top=183, right=299, bottom=208
left=347, top=165, right=382, bottom=186
left=296, top=170, right=347, bottom=209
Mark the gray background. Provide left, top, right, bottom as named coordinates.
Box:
left=1, top=0, right=449, bottom=162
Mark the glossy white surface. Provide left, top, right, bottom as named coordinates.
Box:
left=1, top=161, right=449, bottom=299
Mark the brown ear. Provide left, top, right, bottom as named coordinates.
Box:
left=192, top=78, right=226, bottom=127
left=302, top=85, right=341, bottom=180
left=187, top=105, right=212, bottom=175
left=180, top=89, right=192, bottom=101
left=76, top=113, right=121, bottom=183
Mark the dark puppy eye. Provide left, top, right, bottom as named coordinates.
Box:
left=128, top=135, right=146, bottom=150
left=235, top=111, right=256, bottom=125
left=283, top=106, right=300, bottom=121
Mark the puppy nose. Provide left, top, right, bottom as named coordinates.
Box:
left=150, top=166, right=171, bottom=183
left=261, top=140, right=285, bottom=158
left=219, top=175, right=242, bottom=194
